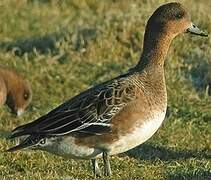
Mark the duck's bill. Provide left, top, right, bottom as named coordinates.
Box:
left=186, top=23, right=208, bottom=37
left=16, top=108, right=24, bottom=117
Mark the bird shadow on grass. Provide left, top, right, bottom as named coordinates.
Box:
left=166, top=169, right=211, bottom=180
left=189, top=60, right=211, bottom=96
left=0, top=129, right=10, bottom=139
left=0, top=27, right=97, bottom=59
left=0, top=32, right=60, bottom=57
left=182, top=47, right=211, bottom=96
left=125, top=144, right=211, bottom=161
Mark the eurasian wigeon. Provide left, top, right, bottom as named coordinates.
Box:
left=0, top=65, right=32, bottom=116
left=7, top=2, right=208, bottom=177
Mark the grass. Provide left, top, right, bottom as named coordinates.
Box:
left=0, top=0, right=210, bottom=179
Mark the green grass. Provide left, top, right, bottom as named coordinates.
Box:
left=0, top=0, right=210, bottom=179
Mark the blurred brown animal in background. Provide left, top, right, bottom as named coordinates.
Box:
left=0, top=65, right=32, bottom=116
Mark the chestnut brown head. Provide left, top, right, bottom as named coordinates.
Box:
left=146, top=2, right=208, bottom=38
left=6, top=75, right=32, bottom=116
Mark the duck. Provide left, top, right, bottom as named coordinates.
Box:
left=6, top=2, right=208, bottom=177
left=0, top=65, right=32, bottom=116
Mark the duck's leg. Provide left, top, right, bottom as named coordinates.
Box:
left=91, top=159, right=101, bottom=177
left=102, top=152, right=112, bottom=176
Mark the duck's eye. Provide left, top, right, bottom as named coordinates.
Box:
left=23, top=93, right=29, bottom=100
left=39, top=139, right=46, bottom=145
left=175, top=12, right=183, bottom=19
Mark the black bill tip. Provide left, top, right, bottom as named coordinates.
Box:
left=186, top=23, right=208, bottom=37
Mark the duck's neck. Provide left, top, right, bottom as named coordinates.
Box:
left=135, top=31, right=173, bottom=71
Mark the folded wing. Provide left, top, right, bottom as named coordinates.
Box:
left=11, top=77, right=136, bottom=138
